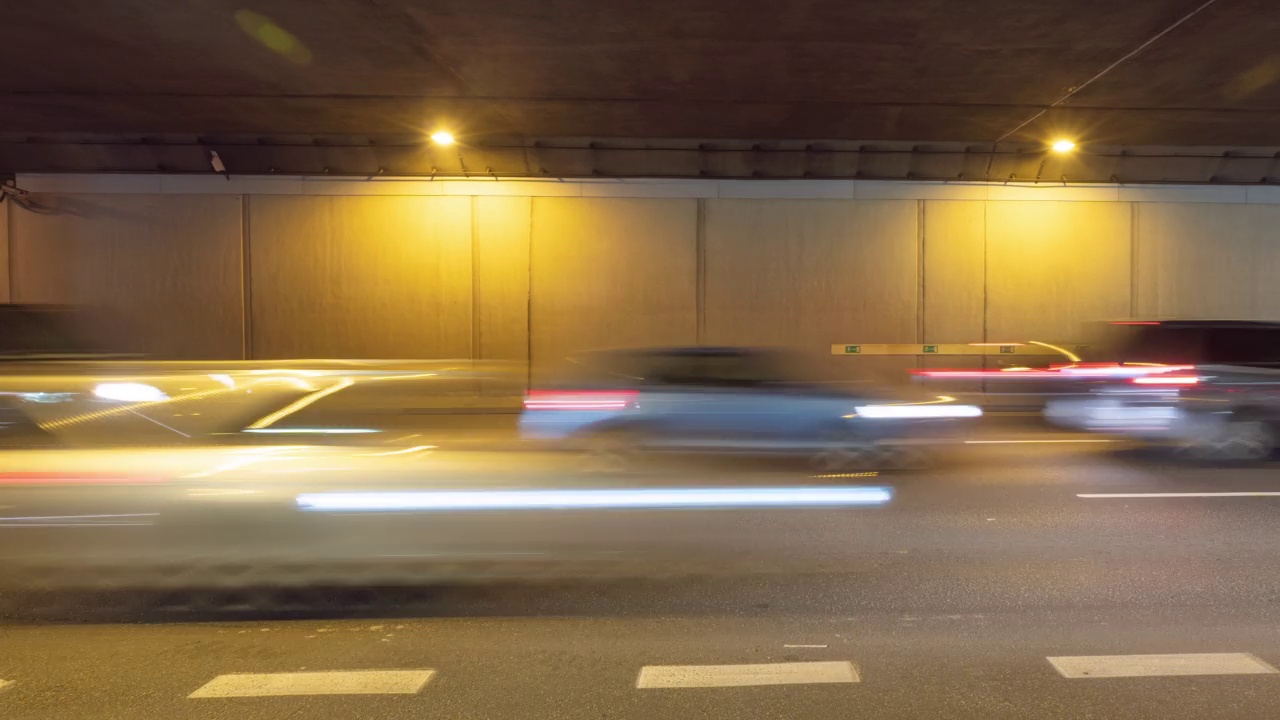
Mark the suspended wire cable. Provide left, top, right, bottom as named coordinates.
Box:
left=986, top=0, right=1221, bottom=177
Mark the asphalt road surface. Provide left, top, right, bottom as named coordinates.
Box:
left=4, top=441, right=1280, bottom=719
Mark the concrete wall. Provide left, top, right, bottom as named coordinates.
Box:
left=1135, top=203, right=1280, bottom=320
left=704, top=199, right=918, bottom=381
left=8, top=176, right=1280, bottom=384
left=530, top=198, right=698, bottom=382
left=8, top=194, right=243, bottom=358
left=984, top=201, right=1132, bottom=342
left=247, top=195, right=474, bottom=359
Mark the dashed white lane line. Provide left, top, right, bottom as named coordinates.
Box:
left=1048, top=653, right=1279, bottom=679
left=783, top=644, right=829, bottom=649
left=0, top=679, right=13, bottom=693
left=1078, top=492, right=1280, bottom=499
left=637, top=661, right=859, bottom=689
left=188, top=669, right=435, bottom=698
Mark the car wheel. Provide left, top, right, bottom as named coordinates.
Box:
left=811, top=427, right=879, bottom=472
left=884, top=445, right=933, bottom=471
left=1190, top=419, right=1275, bottom=462
left=578, top=431, right=640, bottom=474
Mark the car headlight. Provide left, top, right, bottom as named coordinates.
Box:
left=93, top=382, right=168, bottom=403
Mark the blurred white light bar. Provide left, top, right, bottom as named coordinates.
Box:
left=296, top=486, right=893, bottom=512
left=855, top=404, right=982, bottom=419
left=1059, top=364, right=1192, bottom=377
left=93, top=382, right=168, bottom=403
left=243, top=428, right=379, bottom=434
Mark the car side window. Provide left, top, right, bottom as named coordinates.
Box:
left=643, top=356, right=707, bottom=386
left=1116, top=327, right=1206, bottom=364
left=1206, top=329, right=1280, bottom=366
left=640, top=354, right=782, bottom=388
left=699, top=355, right=782, bottom=388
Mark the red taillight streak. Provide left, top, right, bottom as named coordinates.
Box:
left=524, top=402, right=630, bottom=410
left=1132, top=375, right=1199, bottom=385
left=524, top=390, right=637, bottom=411
left=914, top=363, right=1192, bottom=380
left=912, top=370, right=1065, bottom=379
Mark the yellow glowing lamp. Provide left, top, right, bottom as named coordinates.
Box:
left=1051, top=139, right=1076, bottom=153
left=430, top=131, right=456, bottom=146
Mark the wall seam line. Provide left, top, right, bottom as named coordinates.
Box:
left=471, top=195, right=481, bottom=362
left=916, top=202, right=926, bottom=368
left=526, top=197, right=534, bottom=389
left=241, top=194, right=253, bottom=360
left=696, top=198, right=706, bottom=344
left=1129, top=202, right=1139, bottom=318
left=982, top=201, right=989, bottom=345
left=3, top=198, right=12, bottom=303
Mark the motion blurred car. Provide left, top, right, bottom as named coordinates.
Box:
left=0, top=303, right=523, bottom=447
left=1045, top=320, right=1280, bottom=459
left=520, top=347, right=982, bottom=470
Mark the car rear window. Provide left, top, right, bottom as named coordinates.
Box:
left=1088, top=324, right=1280, bottom=366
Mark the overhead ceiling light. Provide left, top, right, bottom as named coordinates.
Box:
left=1051, top=139, right=1076, bottom=153
left=430, top=131, right=455, bottom=146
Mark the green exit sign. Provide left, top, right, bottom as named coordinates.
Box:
left=844, top=345, right=861, bottom=354
left=922, top=345, right=939, bottom=353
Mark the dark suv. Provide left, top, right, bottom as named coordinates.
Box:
left=1045, top=320, right=1280, bottom=459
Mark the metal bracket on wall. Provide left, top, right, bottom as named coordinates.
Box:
left=0, top=180, right=28, bottom=203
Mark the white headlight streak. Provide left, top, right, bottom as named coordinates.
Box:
left=854, top=404, right=983, bottom=419
left=296, top=486, right=893, bottom=512
left=93, top=383, right=168, bottom=403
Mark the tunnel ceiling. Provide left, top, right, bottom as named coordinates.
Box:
left=5, top=0, right=1280, bottom=178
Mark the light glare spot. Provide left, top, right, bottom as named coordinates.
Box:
left=234, top=10, right=312, bottom=65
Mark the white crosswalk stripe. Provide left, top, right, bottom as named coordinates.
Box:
left=188, top=669, right=436, bottom=698
left=636, top=661, right=859, bottom=689
left=1047, top=653, right=1279, bottom=679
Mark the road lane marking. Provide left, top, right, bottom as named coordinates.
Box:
left=0, top=679, right=13, bottom=693
left=783, top=644, right=828, bottom=648
left=1078, top=492, right=1280, bottom=499
left=188, top=669, right=435, bottom=698
left=1048, top=653, right=1278, bottom=679
left=965, top=439, right=1118, bottom=444
left=636, top=661, right=858, bottom=688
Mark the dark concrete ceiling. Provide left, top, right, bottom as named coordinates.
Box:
left=4, top=0, right=1280, bottom=177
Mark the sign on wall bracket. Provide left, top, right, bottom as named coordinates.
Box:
left=831, top=342, right=1087, bottom=359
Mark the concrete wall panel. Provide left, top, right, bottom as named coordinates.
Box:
left=0, top=197, right=9, bottom=302
left=248, top=195, right=473, bottom=359
left=922, top=200, right=986, bottom=344
left=474, top=196, right=531, bottom=362
left=704, top=199, right=918, bottom=381
left=1135, top=203, right=1280, bottom=320
left=529, top=198, right=697, bottom=380
left=985, top=201, right=1132, bottom=344
left=9, top=194, right=243, bottom=358
left=475, top=196, right=532, bottom=394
